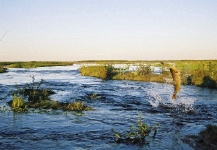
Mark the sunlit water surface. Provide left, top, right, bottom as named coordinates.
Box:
left=0, top=65, right=217, bottom=150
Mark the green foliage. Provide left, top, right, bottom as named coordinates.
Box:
left=79, top=60, right=217, bottom=89
left=112, top=113, right=157, bottom=144
left=80, top=65, right=117, bottom=80
left=64, top=101, right=92, bottom=111
left=176, top=60, right=217, bottom=88
left=80, top=65, right=167, bottom=83
left=15, top=76, right=54, bottom=103
left=0, top=65, right=7, bottom=73
left=9, top=76, right=92, bottom=112
left=11, top=95, right=24, bottom=108
left=10, top=95, right=27, bottom=112
left=6, top=61, right=73, bottom=68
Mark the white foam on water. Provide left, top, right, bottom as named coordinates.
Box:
left=146, top=85, right=196, bottom=113
left=148, top=90, right=162, bottom=107
left=169, top=96, right=195, bottom=112
left=0, top=65, right=81, bottom=85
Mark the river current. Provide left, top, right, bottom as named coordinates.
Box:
left=0, top=65, right=217, bottom=150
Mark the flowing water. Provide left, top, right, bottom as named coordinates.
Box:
left=0, top=65, right=217, bottom=150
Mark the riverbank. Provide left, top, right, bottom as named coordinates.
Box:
left=3, top=61, right=74, bottom=68
left=79, top=60, right=217, bottom=89
left=1, top=60, right=216, bottom=88
left=0, top=61, right=74, bottom=73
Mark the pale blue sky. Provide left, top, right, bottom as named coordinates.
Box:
left=0, top=0, right=217, bottom=61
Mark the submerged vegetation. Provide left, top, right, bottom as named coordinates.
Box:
left=112, top=113, right=157, bottom=144
left=8, top=76, right=92, bottom=112
left=79, top=60, right=217, bottom=89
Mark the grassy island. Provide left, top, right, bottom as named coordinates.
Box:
left=8, top=77, right=92, bottom=113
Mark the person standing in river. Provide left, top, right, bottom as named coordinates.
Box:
left=170, top=67, right=181, bottom=99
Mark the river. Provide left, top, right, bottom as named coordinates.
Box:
left=0, top=65, right=217, bottom=150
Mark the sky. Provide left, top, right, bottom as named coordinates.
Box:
left=0, top=0, right=217, bottom=61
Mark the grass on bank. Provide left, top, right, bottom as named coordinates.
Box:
left=0, top=61, right=74, bottom=69
left=79, top=60, right=217, bottom=89
left=80, top=65, right=117, bottom=80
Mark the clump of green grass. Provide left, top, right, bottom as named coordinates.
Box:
left=13, top=76, right=54, bottom=103
left=8, top=76, right=92, bottom=112
left=112, top=113, right=157, bottom=144
left=10, top=95, right=27, bottom=112
left=64, top=101, right=92, bottom=111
